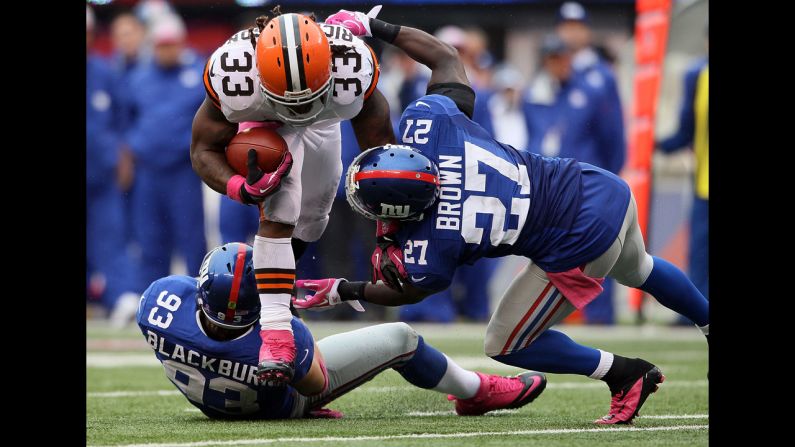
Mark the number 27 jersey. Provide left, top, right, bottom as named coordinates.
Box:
left=203, top=23, right=379, bottom=124
left=394, top=94, right=630, bottom=292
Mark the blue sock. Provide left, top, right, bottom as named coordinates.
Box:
left=639, top=256, right=709, bottom=326
left=492, top=329, right=600, bottom=376
left=393, top=335, right=448, bottom=388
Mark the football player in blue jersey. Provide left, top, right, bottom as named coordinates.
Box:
left=137, top=242, right=546, bottom=419
left=297, top=8, right=710, bottom=425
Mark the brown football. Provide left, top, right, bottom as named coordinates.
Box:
left=225, top=127, right=288, bottom=175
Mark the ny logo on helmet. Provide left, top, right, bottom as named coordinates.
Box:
left=381, top=204, right=411, bottom=218
left=198, top=251, right=212, bottom=288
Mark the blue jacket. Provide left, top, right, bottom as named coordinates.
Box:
left=523, top=67, right=626, bottom=175
left=126, top=51, right=206, bottom=171
left=657, top=58, right=708, bottom=153
left=110, top=52, right=147, bottom=136
left=87, top=55, right=121, bottom=189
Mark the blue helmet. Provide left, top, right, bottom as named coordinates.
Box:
left=345, top=144, right=440, bottom=221
left=197, top=243, right=259, bottom=329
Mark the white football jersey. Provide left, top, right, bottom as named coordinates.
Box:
left=203, top=23, right=379, bottom=125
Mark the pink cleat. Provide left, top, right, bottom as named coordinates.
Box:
left=448, top=371, right=546, bottom=416
left=257, top=330, right=296, bottom=386
left=594, top=366, right=665, bottom=425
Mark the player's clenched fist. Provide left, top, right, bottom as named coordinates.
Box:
left=371, top=236, right=408, bottom=292
left=325, top=5, right=382, bottom=37
left=226, top=149, right=293, bottom=205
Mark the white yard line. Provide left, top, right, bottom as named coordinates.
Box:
left=88, top=380, right=707, bottom=398
left=182, top=408, right=708, bottom=419
left=642, top=414, right=708, bottom=419
left=546, top=380, right=707, bottom=389
left=405, top=410, right=708, bottom=418
left=406, top=409, right=518, bottom=417
left=88, top=390, right=181, bottom=398
left=88, top=425, right=708, bottom=447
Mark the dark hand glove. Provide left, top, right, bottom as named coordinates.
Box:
left=370, top=235, right=408, bottom=292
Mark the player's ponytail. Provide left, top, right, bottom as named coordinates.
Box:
left=254, top=5, right=282, bottom=32
left=254, top=5, right=317, bottom=32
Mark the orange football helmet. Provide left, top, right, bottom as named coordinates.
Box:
left=256, top=13, right=333, bottom=126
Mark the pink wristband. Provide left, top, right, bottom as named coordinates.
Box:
left=226, top=175, right=246, bottom=203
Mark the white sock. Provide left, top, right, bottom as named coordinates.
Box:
left=698, top=324, right=709, bottom=336
left=432, top=354, right=482, bottom=399
left=589, top=349, right=614, bottom=380
left=254, top=236, right=294, bottom=332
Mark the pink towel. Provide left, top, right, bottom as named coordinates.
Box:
left=238, top=121, right=282, bottom=133
left=546, top=266, right=605, bottom=310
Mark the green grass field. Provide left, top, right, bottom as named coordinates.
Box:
left=87, top=321, right=708, bottom=446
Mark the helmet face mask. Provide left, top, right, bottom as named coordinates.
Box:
left=345, top=160, right=380, bottom=220
left=196, top=243, right=259, bottom=330
left=259, top=77, right=334, bottom=126
left=346, top=145, right=441, bottom=222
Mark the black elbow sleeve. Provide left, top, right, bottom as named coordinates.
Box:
left=426, top=82, right=476, bottom=119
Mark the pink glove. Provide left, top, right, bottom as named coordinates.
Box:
left=325, top=5, right=382, bottom=37
left=257, top=329, right=296, bottom=386
left=371, top=238, right=408, bottom=292
left=307, top=407, right=344, bottom=419
left=293, top=278, right=365, bottom=312
left=227, top=150, right=293, bottom=205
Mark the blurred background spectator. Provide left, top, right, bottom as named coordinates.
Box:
left=87, top=4, right=141, bottom=327
left=125, top=11, right=207, bottom=292
left=473, top=64, right=529, bottom=151
left=86, top=0, right=708, bottom=328
left=655, top=22, right=709, bottom=325
left=109, top=12, right=146, bottom=248
left=378, top=47, right=432, bottom=128
left=554, top=1, right=627, bottom=325
left=434, top=25, right=494, bottom=91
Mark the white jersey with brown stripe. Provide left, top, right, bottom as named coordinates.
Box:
left=206, top=24, right=377, bottom=125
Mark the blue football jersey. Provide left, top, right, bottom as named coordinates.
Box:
left=136, top=275, right=316, bottom=419
left=395, top=94, right=630, bottom=292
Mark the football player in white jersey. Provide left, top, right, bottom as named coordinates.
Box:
left=189, top=7, right=395, bottom=385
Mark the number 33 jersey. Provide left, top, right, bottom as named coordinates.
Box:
left=203, top=23, right=379, bottom=124
left=394, top=94, right=631, bottom=292
left=136, top=275, right=316, bottom=419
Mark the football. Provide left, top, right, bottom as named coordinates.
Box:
left=226, top=127, right=288, bottom=176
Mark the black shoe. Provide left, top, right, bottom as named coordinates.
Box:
left=595, top=364, right=665, bottom=425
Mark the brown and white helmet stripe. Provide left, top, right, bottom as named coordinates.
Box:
left=257, top=13, right=331, bottom=101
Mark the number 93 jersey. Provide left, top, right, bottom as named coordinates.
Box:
left=136, top=275, right=316, bottom=419
left=203, top=23, right=379, bottom=124
left=394, top=94, right=630, bottom=292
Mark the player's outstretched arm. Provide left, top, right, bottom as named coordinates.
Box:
left=190, top=97, right=239, bottom=194
left=295, top=278, right=434, bottom=310
left=362, top=281, right=432, bottom=306
left=388, top=24, right=469, bottom=88
left=350, top=88, right=396, bottom=150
